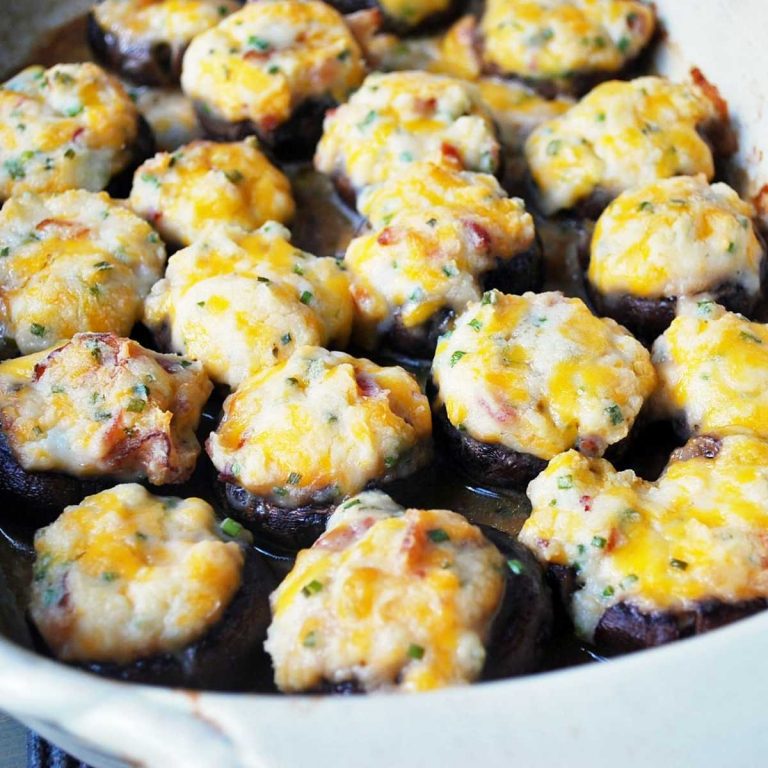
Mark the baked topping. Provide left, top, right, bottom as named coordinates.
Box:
left=432, top=290, right=655, bottom=459
left=129, top=138, right=295, bottom=246
left=0, top=189, right=166, bottom=354
left=347, top=162, right=535, bottom=342
left=0, top=63, right=140, bottom=199
left=206, top=347, right=431, bottom=506
left=180, top=0, right=365, bottom=129
left=525, top=76, right=718, bottom=213
left=93, top=0, right=239, bottom=47
left=589, top=176, right=763, bottom=298
left=0, top=333, right=211, bottom=484
left=521, top=434, right=768, bottom=638
left=30, top=483, right=244, bottom=663
left=265, top=490, right=506, bottom=692
left=314, top=71, right=500, bottom=194
left=142, top=222, right=353, bottom=387
left=652, top=300, right=768, bottom=438
left=481, top=0, right=655, bottom=81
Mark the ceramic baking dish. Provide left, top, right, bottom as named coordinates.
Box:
left=1, top=1, right=767, bottom=765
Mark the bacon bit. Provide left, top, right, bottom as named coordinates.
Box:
left=105, top=427, right=179, bottom=485
left=537, top=537, right=550, bottom=550
left=441, top=142, right=462, bottom=168
left=377, top=227, right=400, bottom=246
left=259, top=114, right=281, bottom=132
left=479, top=397, right=517, bottom=424
left=577, top=434, right=606, bottom=458
left=627, top=10, right=648, bottom=34
left=753, top=184, right=768, bottom=219
left=35, top=218, right=90, bottom=239
left=605, top=527, right=620, bottom=553
left=691, top=67, right=729, bottom=121
left=355, top=371, right=381, bottom=398
left=464, top=220, right=491, bottom=251
left=147, top=209, right=163, bottom=224
left=72, top=127, right=85, bottom=142
left=244, top=49, right=271, bottom=62
left=344, top=9, right=382, bottom=57
left=414, top=97, right=437, bottom=116
left=579, top=495, right=592, bottom=512
left=316, top=517, right=376, bottom=551
left=401, top=520, right=428, bottom=574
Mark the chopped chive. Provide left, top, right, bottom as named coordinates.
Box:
left=605, top=404, right=624, bottom=425
left=302, top=579, right=323, bottom=597
left=30, top=323, right=46, bottom=337
left=740, top=331, right=763, bottom=344
left=638, top=201, right=654, bottom=213
left=727, top=241, right=736, bottom=253
left=343, top=498, right=361, bottom=509
left=468, top=318, right=482, bottom=331
left=64, top=147, right=76, bottom=159
left=507, top=558, right=524, bottom=575
left=557, top=475, right=573, bottom=490
left=221, top=517, right=244, bottom=537
left=591, top=535, right=607, bottom=549
left=287, top=472, right=302, bottom=485
left=101, top=571, right=119, bottom=582
left=126, top=398, right=146, bottom=413
left=617, top=35, right=631, bottom=54
left=670, top=558, right=688, bottom=570
left=299, top=290, right=313, bottom=305
left=450, top=350, right=466, bottom=367
left=602, top=585, right=615, bottom=597
left=303, top=630, right=318, bottom=647
left=384, top=455, right=398, bottom=468
left=247, top=35, right=270, bottom=51
left=224, top=169, right=244, bottom=184
left=273, top=486, right=288, bottom=497
left=281, top=332, right=292, bottom=345
left=407, top=643, right=425, bottom=659
left=257, top=276, right=271, bottom=283
left=427, top=528, right=450, bottom=543
left=546, top=139, right=562, bottom=156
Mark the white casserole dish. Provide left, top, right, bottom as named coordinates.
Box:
left=1, top=1, right=767, bottom=765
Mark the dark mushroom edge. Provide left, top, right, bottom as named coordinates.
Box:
left=106, top=114, right=157, bottom=199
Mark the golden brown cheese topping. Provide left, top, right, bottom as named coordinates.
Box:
left=30, top=483, right=244, bottom=663
left=180, top=0, right=365, bottom=129
left=314, top=71, right=500, bottom=195
left=480, top=0, right=655, bottom=82
left=93, top=0, right=239, bottom=48
left=652, top=300, right=768, bottom=440
left=0, top=189, right=166, bottom=354
left=521, top=434, right=768, bottom=639
left=0, top=333, right=211, bottom=484
left=432, top=290, right=655, bottom=459
left=379, top=0, right=453, bottom=27
left=206, top=347, right=431, bottom=506
left=589, top=176, right=763, bottom=299
left=265, top=490, right=506, bottom=692
left=142, top=223, right=353, bottom=388
left=0, top=63, right=140, bottom=200
left=129, top=138, right=295, bottom=247
left=346, top=163, right=535, bottom=344
left=525, top=76, right=719, bottom=214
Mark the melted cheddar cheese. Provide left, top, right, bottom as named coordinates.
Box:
left=481, top=0, right=655, bottom=81
left=589, top=176, right=762, bottom=298
left=521, top=435, right=768, bottom=639
left=29, top=483, right=244, bottom=663
left=315, top=71, right=500, bottom=195
left=206, top=347, right=431, bottom=506
left=347, top=163, right=535, bottom=343
left=0, top=63, right=140, bottom=199
left=180, top=0, right=365, bottom=129
left=129, top=138, right=295, bottom=247
left=652, top=300, right=768, bottom=439
left=0, top=189, right=166, bottom=354
left=525, top=76, right=718, bottom=214
left=432, top=290, right=655, bottom=459
left=93, top=0, right=239, bottom=49
left=0, top=333, right=211, bottom=484
left=265, top=490, right=505, bottom=692
left=379, top=0, right=452, bottom=27
left=143, top=223, right=353, bottom=387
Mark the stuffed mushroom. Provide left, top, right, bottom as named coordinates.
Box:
left=325, top=0, right=464, bottom=35
left=0, top=333, right=212, bottom=522
left=0, top=62, right=153, bottom=201
left=0, top=189, right=166, bottom=356
left=29, top=483, right=274, bottom=689
left=431, top=290, right=656, bottom=488
left=651, top=300, right=768, bottom=442
left=180, top=0, right=367, bottom=160
left=524, top=75, right=732, bottom=216
left=206, top=347, right=432, bottom=548
left=521, top=433, right=768, bottom=651
left=265, top=490, right=552, bottom=692
left=586, top=175, right=766, bottom=341
left=88, top=0, right=240, bottom=86
left=129, top=138, right=295, bottom=249
left=346, top=162, right=540, bottom=357
left=314, top=70, right=500, bottom=206
left=142, top=222, right=353, bottom=388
